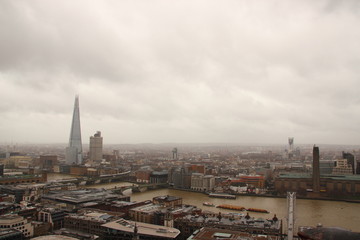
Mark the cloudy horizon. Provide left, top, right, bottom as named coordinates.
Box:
left=1, top=0, right=360, bottom=145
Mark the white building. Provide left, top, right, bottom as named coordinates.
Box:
left=191, top=173, right=215, bottom=192
left=332, top=159, right=353, bottom=175
left=203, top=175, right=215, bottom=192
left=191, top=173, right=204, bottom=191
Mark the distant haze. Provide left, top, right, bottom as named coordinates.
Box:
left=1, top=1, right=360, bottom=145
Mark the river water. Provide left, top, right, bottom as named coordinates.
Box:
left=48, top=173, right=360, bottom=232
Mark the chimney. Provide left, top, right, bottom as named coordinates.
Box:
left=312, top=145, right=320, bottom=193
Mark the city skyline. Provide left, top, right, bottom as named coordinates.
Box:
left=1, top=1, right=360, bottom=145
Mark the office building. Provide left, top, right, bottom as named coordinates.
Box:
left=172, top=167, right=191, bottom=189
left=64, top=210, right=120, bottom=236
left=332, top=159, right=353, bottom=175
left=0, top=214, right=33, bottom=238
left=101, top=218, right=180, bottom=240
left=38, top=208, right=67, bottom=230
left=191, top=173, right=204, bottom=191
left=0, top=229, right=24, bottom=240
left=89, top=131, right=103, bottom=163
left=191, top=174, right=215, bottom=192
left=129, top=203, right=164, bottom=225
left=152, top=196, right=182, bottom=208
left=342, top=152, right=356, bottom=174
left=65, top=96, right=83, bottom=165
left=319, top=160, right=336, bottom=175
left=38, top=155, right=58, bottom=172
left=150, top=171, right=168, bottom=184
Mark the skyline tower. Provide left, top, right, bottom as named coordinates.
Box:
left=89, top=131, right=103, bottom=163
left=312, top=145, right=320, bottom=193
left=65, top=95, right=83, bottom=165
left=288, top=137, right=294, bottom=152
left=172, top=147, right=178, bottom=159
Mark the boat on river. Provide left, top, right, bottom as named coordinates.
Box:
left=246, top=208, right=269, bottom=213
left=208, top=193, right=236, bottom=199
left=216, top=204, right=245, bottom=211
left=203, top=202, right=215, bottom=207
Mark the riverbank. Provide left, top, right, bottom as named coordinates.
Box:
left=47, top=173, right=360, bottom=203
left=130, top=188, right=360, bottom=232
left=168, top=186, right=360, bottom=203
left=47, top=174, right=360, bottom=231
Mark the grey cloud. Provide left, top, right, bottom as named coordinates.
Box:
left=1, top=0, right=360, bottom=144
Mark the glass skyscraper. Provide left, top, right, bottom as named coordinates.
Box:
left=65, top=95, right=83, bottom=164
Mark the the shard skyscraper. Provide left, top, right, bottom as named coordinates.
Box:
left=65, top=95, right=83, bottom=164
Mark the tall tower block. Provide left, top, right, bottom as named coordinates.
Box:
left=65, top=95, right=83, bottom=165
left=312, top=145, right=320, bottom=193
left=89, top=131, right=103, bottom=163
left=288, top=137, right=294, bottom=152
left=172, top=148, right=178, bottom=160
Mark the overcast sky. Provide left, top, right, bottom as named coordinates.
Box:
left=1, top=0, right=360, bottom=145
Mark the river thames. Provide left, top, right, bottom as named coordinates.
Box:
left=48, top=173, right=360, bottom=232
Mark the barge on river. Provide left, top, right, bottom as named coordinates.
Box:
left=217, top=204, right=245, bottom=211
left=246, top=208, right=269, bottom=213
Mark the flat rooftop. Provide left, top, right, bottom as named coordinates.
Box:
left=102, top=218, right=180, bottom=239
left=188, top=227, right=279, bottom=240
left=278, top=173, right=360, bottom=181
left=130, top=203, right=163, bottom=213
left=0, top=214, right=22, bottom=221
left=67, top=211, right=118, bottom=223
left=31, top=235, right=78, bottom=240
left=42, top=188, right=127, bottom=204
left=181, top=214, right=281, bottom=230
left=0, top=229, right=22, bottom=236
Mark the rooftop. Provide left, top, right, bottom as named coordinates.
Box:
left=0, top=214, right=22, bottom=220
left=66, top=211, right=118, bottom=223
left=102, top=218, right=180, bottom=238
left=31, top=235, right=80, bottom=240
left=278, top=173, right=360, bottom=181
left=42, top=188, right=127, bottom=204
left=130, top=203, right=163, bottom=213
left=188, top=227, right=279, bottom=240
left=180, top=213, right=281, bottom=230
left=0, top=229, right=22, bottom=237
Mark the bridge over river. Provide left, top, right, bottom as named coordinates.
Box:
left=50, top=171, right=132, bottom=185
